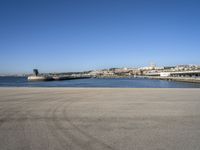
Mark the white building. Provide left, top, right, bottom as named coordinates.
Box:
left=160, top=72, right=171, bottom=77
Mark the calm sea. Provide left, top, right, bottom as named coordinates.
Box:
left=0, top=76, right=200, bottom=88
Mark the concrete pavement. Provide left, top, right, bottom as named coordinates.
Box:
left=0, top=88, right=200, bottom=150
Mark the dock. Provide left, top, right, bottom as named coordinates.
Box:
left=138, top=76, right=200, bottom=83
left=28, top=75, right=91, bottom=81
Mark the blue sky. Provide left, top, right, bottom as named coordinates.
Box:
left=0, top=0, right=200, bottom=74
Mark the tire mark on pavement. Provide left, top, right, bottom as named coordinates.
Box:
left=62, top=101, right=115, bottom=150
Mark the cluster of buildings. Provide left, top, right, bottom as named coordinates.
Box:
left=2, top=64, right=200, bottom=78
left=89, top=67, right=141, bottom=77
left=88, top=64, right=200, bottom=77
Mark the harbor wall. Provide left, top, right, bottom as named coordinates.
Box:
left=138, top=76, right=200, bottom=83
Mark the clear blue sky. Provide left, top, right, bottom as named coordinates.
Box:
left=0, top=0, right=200, bottom=74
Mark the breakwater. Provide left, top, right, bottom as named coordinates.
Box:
left=28, top=75, right=91, bottom=81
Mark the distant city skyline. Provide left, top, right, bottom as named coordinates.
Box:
left=1, top=0, right=200, bottom=74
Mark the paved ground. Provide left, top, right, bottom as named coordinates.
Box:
left=0, top=88, right=200, bottom=150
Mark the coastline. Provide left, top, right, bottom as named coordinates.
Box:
left=136, top=76, right=200, bottom=83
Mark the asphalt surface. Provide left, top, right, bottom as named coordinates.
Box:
left=0, top=88, right=200, bottom=150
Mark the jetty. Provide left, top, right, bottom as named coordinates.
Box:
left=28, top=69, right=91, bottom=81
left=28, top=75, right=91, bottom=81
left=27, top=76, right=54, bottom=81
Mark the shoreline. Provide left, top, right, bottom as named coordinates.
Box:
left=137, top=76, right=200, bottom=83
